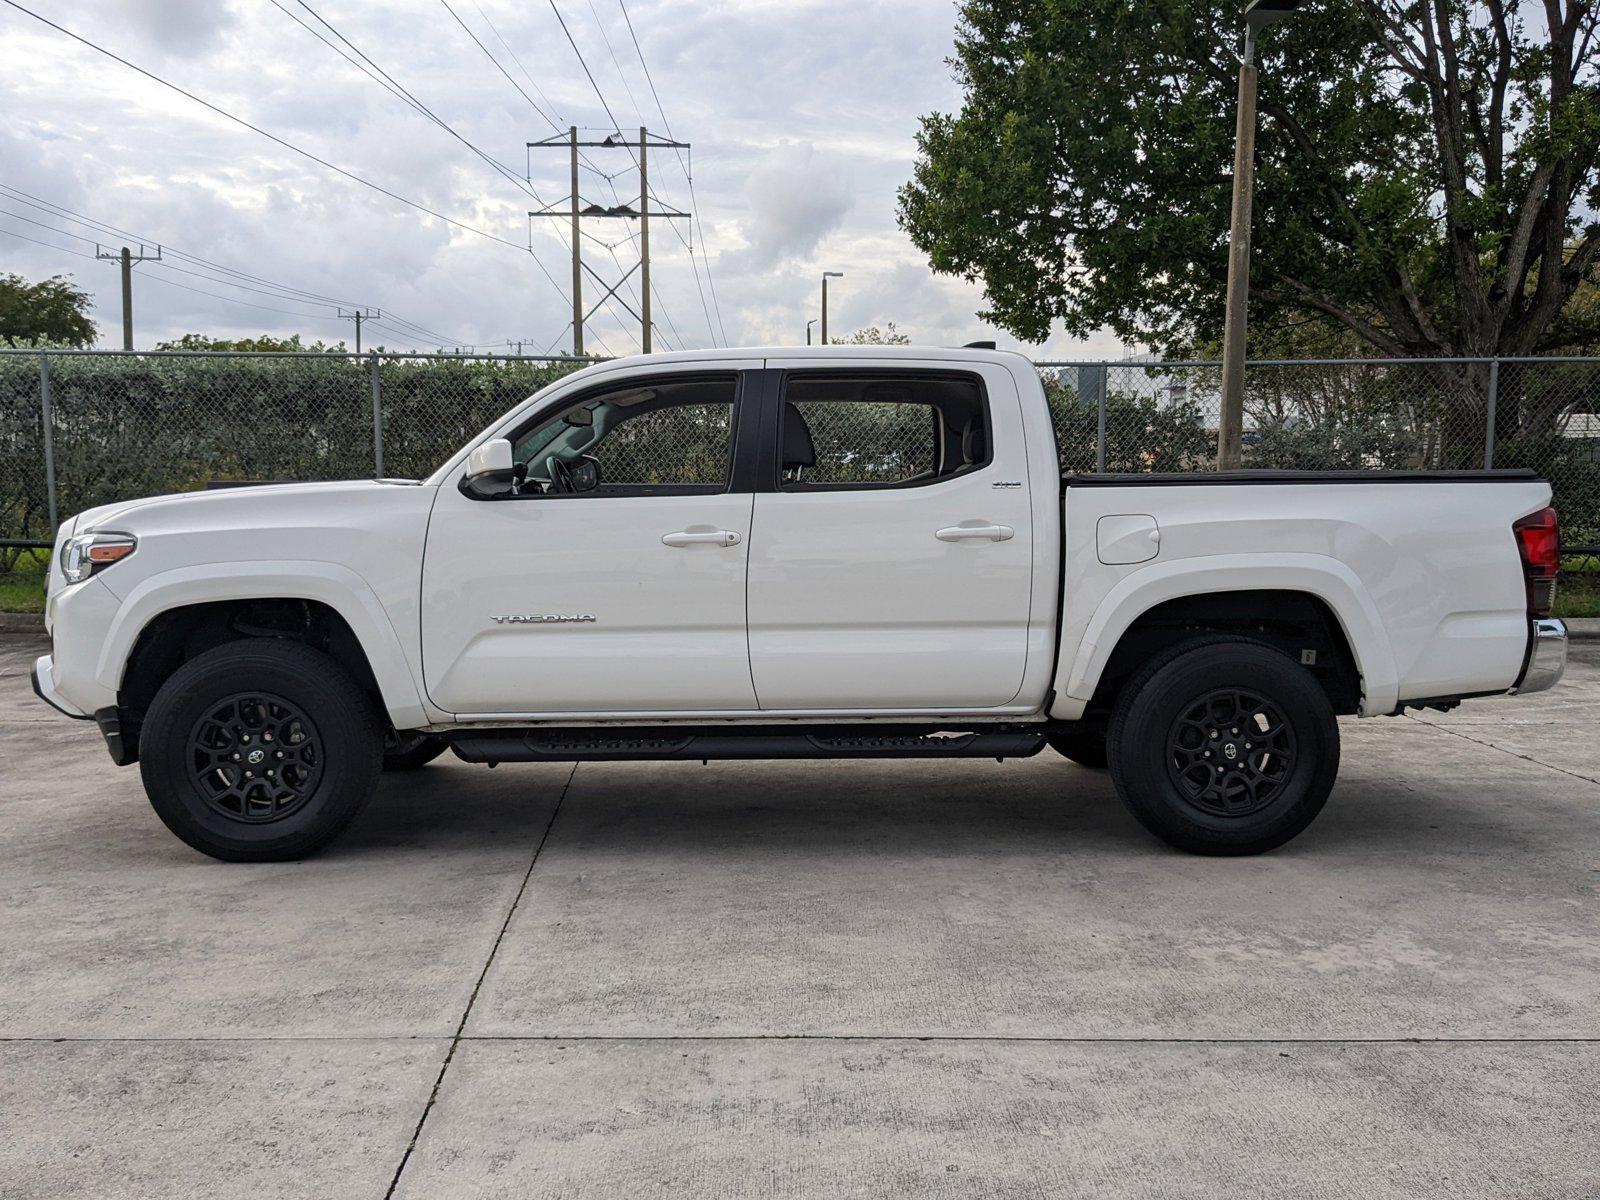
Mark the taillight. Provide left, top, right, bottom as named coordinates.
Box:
left=1513, top=506, right=1560, bottom=617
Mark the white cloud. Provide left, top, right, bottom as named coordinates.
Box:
left=734, top=142, right=852, bottom=266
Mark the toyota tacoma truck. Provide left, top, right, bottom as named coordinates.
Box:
left=30, top=346, right=1567, bottom=861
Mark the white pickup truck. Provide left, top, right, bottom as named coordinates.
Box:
left=31, top=346, right=1567, bottom=862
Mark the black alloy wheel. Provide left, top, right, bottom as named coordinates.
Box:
left=186, top=693, right=324, bottom=823
left=1107, top=639, right=1339, bottom=856
left=1165, top=689, right=1295, bottom=817
left=140, top=639, right=383, bottom=861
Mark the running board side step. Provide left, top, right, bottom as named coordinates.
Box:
left=447, top=725, right=1049, bottom=764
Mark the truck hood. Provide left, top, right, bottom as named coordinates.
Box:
left=71, top=479, right=427, bottom=535
left=62, top=477, right=441, bottom=606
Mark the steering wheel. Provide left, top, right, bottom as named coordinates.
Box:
left=544, top=454, right=576, bottom=494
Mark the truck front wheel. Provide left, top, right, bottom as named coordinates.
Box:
left=1107, top=640, right=1339, bottom=856
left=138, top=640, right=384, bottom=862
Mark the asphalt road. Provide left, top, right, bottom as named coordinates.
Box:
left=1, top=632, right=1596, bottom=1198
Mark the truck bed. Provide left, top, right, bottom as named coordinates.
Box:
left=1050, top=470, right=1551, bottom=721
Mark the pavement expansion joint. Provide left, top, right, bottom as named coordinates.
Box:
left=1405, top=713, right=1600, bottom=787
left=382, top=761, right=578, bottom=1200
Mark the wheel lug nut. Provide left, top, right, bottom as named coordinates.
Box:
left=276, top=751, right=284, bottom=759
left=245, top=771, right=254, bottom=778
left=232, top=753, right=241, bottom=761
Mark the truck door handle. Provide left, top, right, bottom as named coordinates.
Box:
left=936, top=524, right=1014, bottom=542
left=662, top=529, right=741, bottom=548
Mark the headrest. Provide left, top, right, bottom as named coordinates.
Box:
left=961, top=418, right=986, bottom=465
left=783, top=403, right=816, bottom=470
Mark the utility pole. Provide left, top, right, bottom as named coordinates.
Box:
left=821, top=272, right=843, bottom=344
left=1217, top=0, right=1306, bottom=469
left=639, top=127, right=651, bottom=353
left=339, top=308, right=379, bottom=353
left=528, top=128, right=690, bottom=356
left=95, top=243, right=161, bottom=350
left=570, top=126, right=582, bottom=357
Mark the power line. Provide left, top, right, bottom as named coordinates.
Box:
left=437, top=0, right=561, bottom=132
left=0, top=0, right=563, bottom=295
left=545, top=1, right=715, bottom=347
left=0, top=183, right=370, bottom=308
left=273, top=0, right=571, bottom=304
left=467, top=0, right=572, bottom=145
left=0, top=224, right=367, bottom=329
left=285, top=1, right=532, bottom=195
left=585, top=0, right=646, bottom=127
left=0, top=224, right=96, bottom=261
left=547, top=1, right=629, bottom=146
left=617, top=0, right=728, bottom=345
left=440, top=0, right=664, bottom=350
left=431, top=0, right=652, bottom=348
left=0, top=192, right=467, bottom=346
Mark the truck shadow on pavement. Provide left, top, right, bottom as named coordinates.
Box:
left=318, top=753, right=1549, bottom=865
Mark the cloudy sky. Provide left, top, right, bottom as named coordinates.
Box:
left=0, top=0, right=1129, bottom=359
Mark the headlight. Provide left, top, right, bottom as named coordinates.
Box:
left=61, top=532, right=137, bottom=585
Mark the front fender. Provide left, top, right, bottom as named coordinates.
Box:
left=98, top=560, right=434, bottom=730
left=1049, top=553, right=1399, bottom=720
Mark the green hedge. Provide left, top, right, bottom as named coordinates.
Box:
left=0, top=354, right=580, bottom=555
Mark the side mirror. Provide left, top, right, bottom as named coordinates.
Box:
left=568, top=454, right=601, bottom=493
left=463, top=438, right=515, bottom=496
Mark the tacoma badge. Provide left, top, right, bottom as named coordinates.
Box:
left=490, top=614, right=597, bottom=625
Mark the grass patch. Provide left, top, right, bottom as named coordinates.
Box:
left=1554, top=569, right=1600, bottom=618
left=0, top=550, right=49, bottom=613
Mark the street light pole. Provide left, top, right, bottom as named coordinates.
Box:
left=806, top=318, right=817, bottom=345
left=821, top=271, right=843, bottom=344
left=1217, top=0, right=1305, bottom=469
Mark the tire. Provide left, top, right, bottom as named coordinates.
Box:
left=1046, top=729, right=1108, bottom=769
left=138, top=639, right=384, bottom=862
left=383, top=733, right=450, bottom=772
left=1107, top=639, right=1339, bottom=856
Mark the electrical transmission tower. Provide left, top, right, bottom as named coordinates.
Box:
left=95, top=243, right=162, bottom=350
left=338, top=307, right=379, bottom=353
left=528, top=127, right=689, bottom=356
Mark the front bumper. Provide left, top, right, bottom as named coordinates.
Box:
left=1513, top=617, right=1567, bottom=695
left=31, top=655, right=89, bottom=719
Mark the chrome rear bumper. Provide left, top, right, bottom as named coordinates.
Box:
left=1513, top=618, right=1567, bottom=695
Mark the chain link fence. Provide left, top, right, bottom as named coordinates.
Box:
left=1036, top=357, right=1600, bottom=548
left=3, top=350, right=1598, bottom=565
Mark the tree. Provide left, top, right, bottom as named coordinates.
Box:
left=153, top=333, right=348, bottom=352
left=898, top=0, right=1600, bottom=364
left=831, top=323, right=913, bottom=344
left=0, top=273, right=96, bottom=347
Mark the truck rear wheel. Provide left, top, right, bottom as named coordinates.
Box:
left=1107, top=640, right=1339, bottom=856
left=138, top=640, right=384, bottom=862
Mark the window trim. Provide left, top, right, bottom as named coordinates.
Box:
left=463, top=370, right=753, bottom=502
left=769, top=368, right=993, bottom=493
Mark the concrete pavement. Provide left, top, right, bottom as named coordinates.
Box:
left=1, top=633, right=1596, bottom=1198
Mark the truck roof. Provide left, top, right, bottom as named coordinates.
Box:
left=571, top=344, right=1034, bottom=371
